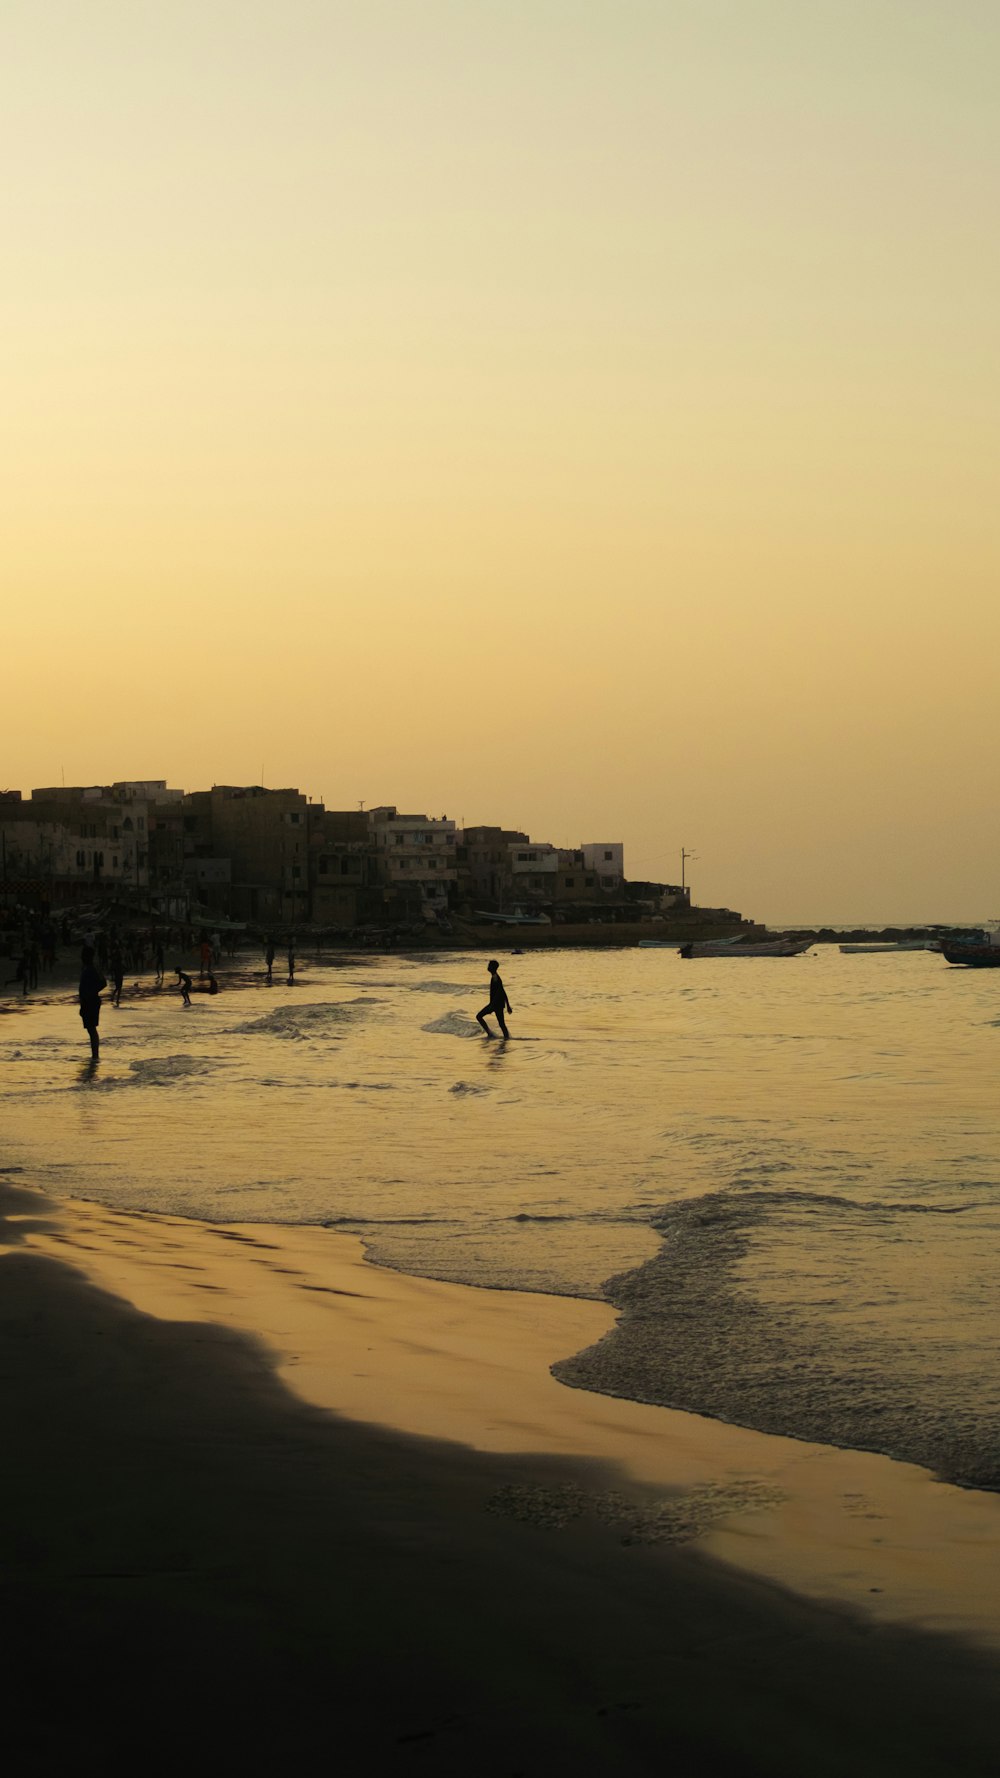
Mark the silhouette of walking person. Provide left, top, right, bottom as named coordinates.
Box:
left=265, top=935, right=276, bottom=982
left=287, top=937, right=296, bottom=984
left=78, top=946, right=107, bottom=1060
left=175, top=967, right=193, bottom=1007
left=5, top=952, right=29, bottom=996
left=110, top=944, right=125, bottom=1007
left=476, top=959, right=511, bottom=1039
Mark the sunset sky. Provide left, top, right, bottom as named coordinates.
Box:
left=4, top=1, right=998, bottom=922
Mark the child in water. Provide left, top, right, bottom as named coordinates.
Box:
left=476, top=960, right=512, bottom=1039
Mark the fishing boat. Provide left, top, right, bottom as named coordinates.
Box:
left=473, top=909, right=551, bottom=926
left=839, top=941, right=938, bottom=954
left=941, top=941, right=1000, bottom=968
left=679, top=937, right=812, bottom=959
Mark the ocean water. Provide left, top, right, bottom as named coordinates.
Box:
left=4, top=945, right=1000, bottom=1489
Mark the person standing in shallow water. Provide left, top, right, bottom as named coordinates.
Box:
left=476, top=959, right=511, bottom=1039
left=78, top=946, right=107, bottom=1060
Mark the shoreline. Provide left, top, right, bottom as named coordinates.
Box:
left=12, top=1182, right=1000, bottom=1645
left=5, top=1179, right=1000, bottom=1768
left=5, top=955, right=997, bottom=1500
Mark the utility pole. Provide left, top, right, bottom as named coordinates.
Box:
left=680, top=847, right=698, bottom=898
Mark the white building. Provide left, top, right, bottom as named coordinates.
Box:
left=581, top=842, right=624, bottom=890
left=509, top=841, right=559, bottom=879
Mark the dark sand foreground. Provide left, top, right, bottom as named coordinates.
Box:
left=3, top=1177, right=1000, bottom=1774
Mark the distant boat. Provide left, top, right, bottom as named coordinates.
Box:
left=473, top=910, right=551, bottom=926
left=839, top=941, right=938, bottom=954
left=679, top=938, right=813, bottom=959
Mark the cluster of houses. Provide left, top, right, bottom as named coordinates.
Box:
left=0, top=780, right=687, bottom=930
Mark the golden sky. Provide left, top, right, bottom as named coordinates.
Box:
left=4, top=2, right=998, bottom=921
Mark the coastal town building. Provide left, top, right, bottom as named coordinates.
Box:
left=457, top=825, right=530, bottom=910
left=0, top=782, right=186, bottom=902
left=581, top=843, right=624, bottom=889
left=309, top=809, right=371, bottom=927
left=367, top=806, right=458, bottom=918
left=188, top=786, right=311, bottom=924
left=0, top=776, right=701, bottom=936
left=458, top=833, right=629, bottom=921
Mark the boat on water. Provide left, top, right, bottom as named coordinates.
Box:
left=679, top=937, right=813, bottom=959
left=839, top=940, right=939, bottom=954
left=941, top=941, right=1000, bottom=968
left=473, top=909, right=552, bottom=926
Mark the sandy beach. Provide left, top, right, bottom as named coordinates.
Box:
left=4, top=1175, right=1000, bottom=1773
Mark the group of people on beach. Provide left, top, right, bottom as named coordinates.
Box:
left=75, top=949, right=513, bottom=1060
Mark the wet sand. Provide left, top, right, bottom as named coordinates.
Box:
left=3, top=1176, right=1000, bottom=1773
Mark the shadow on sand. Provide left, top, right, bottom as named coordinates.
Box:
left=2, top=1178, right=1000, bottom=1774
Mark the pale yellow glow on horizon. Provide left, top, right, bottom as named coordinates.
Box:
left=3, top=2, right=999, bottom=921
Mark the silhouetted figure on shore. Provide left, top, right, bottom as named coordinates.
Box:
left=78, top=946, right=107, bottom=1059
left=476, top=960, right=511, bottom=1039
left=154, top=940, right=165, bottom=984
left=207, top=973, right=219, bottom=995
left=265, top=936, right=276, bottom=982
left=5, top=953, right=29, bottom=997
left=110, top=945, right=125, bottom=1007
left=287, top=937, right=296, bottom=984
left=176, top=968, right=192, bottom=1007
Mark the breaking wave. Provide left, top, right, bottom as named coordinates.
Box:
left=553, top=1186, right=1000, bottom=1491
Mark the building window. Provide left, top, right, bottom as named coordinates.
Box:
left=565, top=876, right=575, bottom=887
left=112, top=856, right=118, bottom=869
left=395, top=833, right=404, bottom=845
left=292, top=866, right=302, bottom=880
left=76, top=850, right=85, bottom=868
left=96, top=852, right=104, bottom=867
left=123, top=817, right=133, bottom=831
left=341, top=858, right=351, bottom=875
left=604, top=850, right=613, bottom=861
left=399, top=860, right=408, bottom=870
left=586, top=876, right=595, bottom=886
left=428, top=858, right=437, bottom=869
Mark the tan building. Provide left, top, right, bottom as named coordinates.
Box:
left=193, top=786, right=311, bottom=924
left=309, top=809, right=370, bottom=927
left=368, top=806, right=457, bottom=917
left=457, top=825, right=529, bottom=910
left=1, top=781, right=184, bottom=903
